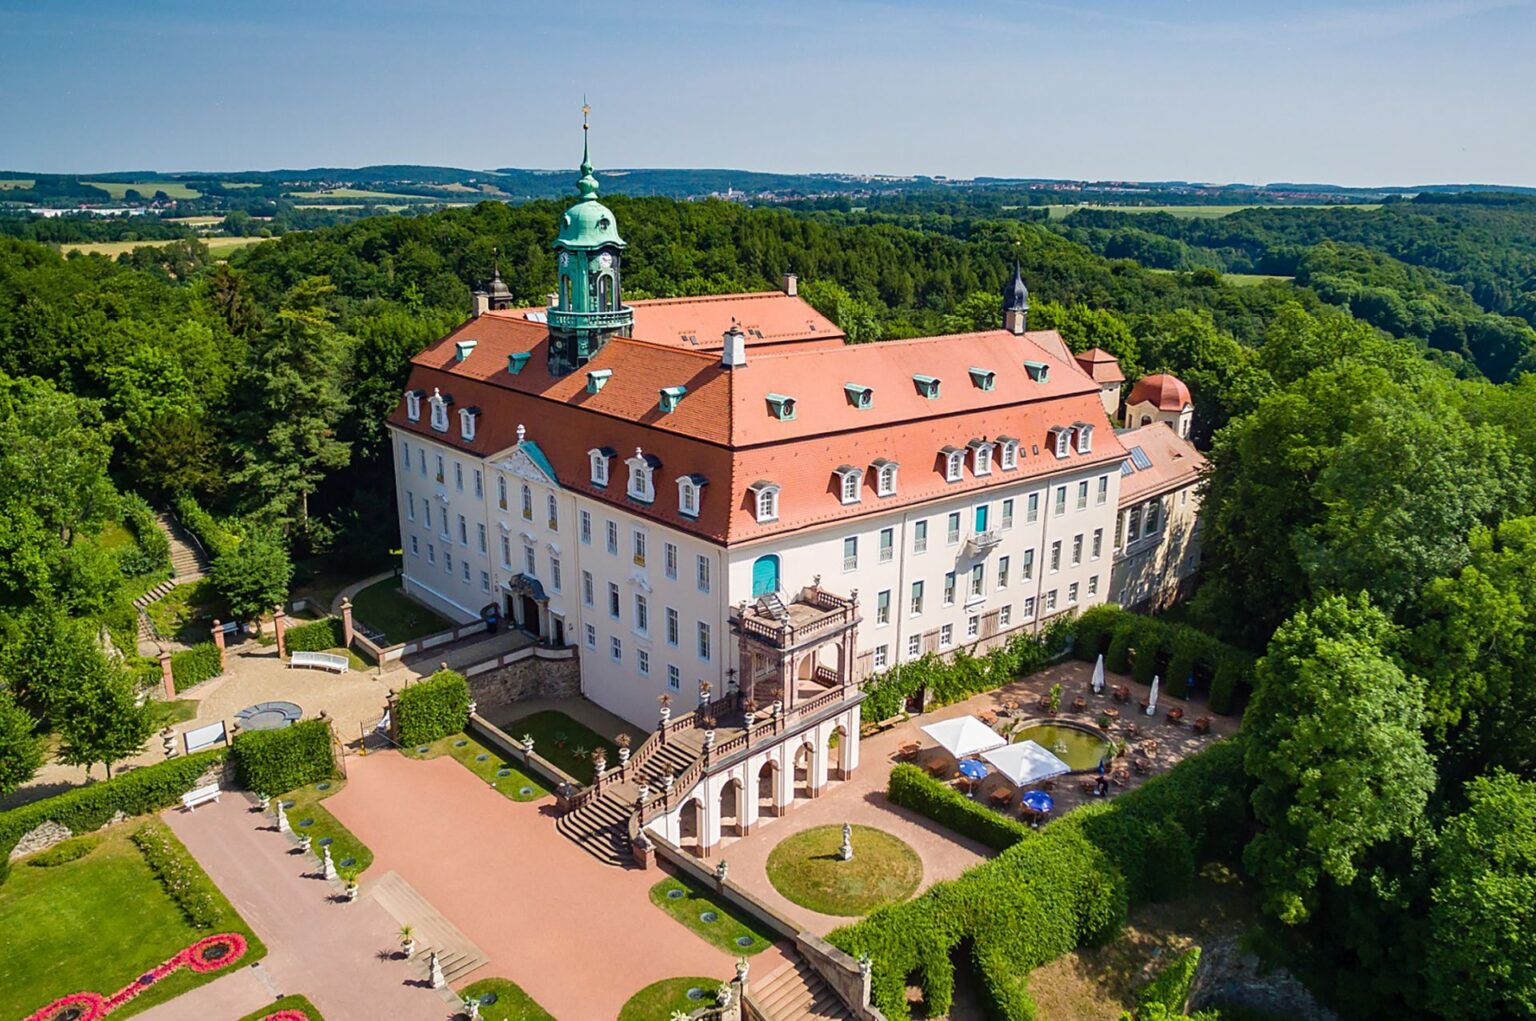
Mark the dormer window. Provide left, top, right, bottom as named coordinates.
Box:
left=834, top=466, right=863, bottom=506
left=459, top=407, right=480, bottom=442
left=428, top=388, right=452, bottom=432
left=588, top=446, right=615, bottom=487
left=1024, top=361, right=1050, bottom=383
left=507, top=351, right=532, bottom=374
left=844, top=383, right=874, bottom=410
left=454, top=339, right=477, bottom=362
left=404, top=389, right=424, bottom=422
left=998, top=436, right=1019, bottom=470
left=676, top=474, right=707, bottom=518
left=586, top=368, right=612, bottom=395
left=749, top=481, right=781, bottom=524
left=765, top=393, right=796, bottom=421
left=968, top=439, right=994, bottom=477
left=1074, top=422, right=1094, bottom=453
left=872, top=458, right=899, bottom=497
left=968, top=367, right=996, bottom=391
left=913, top=374, right=941, bottom=399
left=941, top=446, right=965, bottom=483
left=1050, top=426, right=1071, bottom=459
left=626, top=448, right=660, bottom=503
left=659, top=385, right=687, bottom=413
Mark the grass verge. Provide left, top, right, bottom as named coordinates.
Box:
left=277, top=778, right=373, bottom=880
left=457, top=977, right=556, bottom=1020
left=617, top=976, right=725, bottom=1021
left=403, top=731, right=548, bottom=802
left=648, top=875, right=775, bottom=956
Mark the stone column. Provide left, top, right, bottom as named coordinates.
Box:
left=210, top=620, right=227, bottom=672
left=273, top=605, right=288, bottom=659
left=340, top=598, right=354, bottom=647
left=158, top=649, right=175, bottom=699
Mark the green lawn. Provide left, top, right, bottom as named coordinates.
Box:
left=236, top=994, right=325, bottom=1020
left=0, top=824, right=265, bottom=1020
left=403, top=731, right=549, bottom=801
left=277, top=779, right=373, bottom=881
left=457, top=977, right=555, bottom=1020
left=500, top=709, right=619, bottom=785
left=96, top=519, right=136, bottom=551
left=350, top=578, right=453, bottom=644
left=766, top=824, right=922, bottom=916
left=648, top=875, right=775, bottom=955
left=144, top=579, right=226, bottom=644
left=147, top=699, right=199, bottom=729
left=82, top=180, right=202, bottom=200
left=617, top=976, right=726, bottom=1021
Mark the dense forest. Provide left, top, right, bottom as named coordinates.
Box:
left=3, top=189, right=1536, bottom=1018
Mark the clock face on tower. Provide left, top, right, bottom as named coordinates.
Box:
left=597, top=252, right=614, bottom=270
left=558, top=251, right=570, bottom=267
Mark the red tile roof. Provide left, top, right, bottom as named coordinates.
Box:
left=1126, top=373, right=1191, bottom=412
left=1117, top=423, right=1205, bottom=503
left=1074, top=347, right=1126, bottom=383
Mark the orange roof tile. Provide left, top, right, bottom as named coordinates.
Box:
left=1127, top=372, right=1191, bottom=412
left=627, top=292, right=845, bottom=352
left=1074, top=347, right=1126, bottom=384
left=1117, top=423, right=1205, bottom=503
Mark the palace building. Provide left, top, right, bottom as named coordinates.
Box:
left=385, top=130, right=1205, bottom=858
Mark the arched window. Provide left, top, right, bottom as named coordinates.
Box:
left=597, top=273, right=615, bottom=311
left=547, top=493, right=559, bottom=530
left=877, top=461, right=898, bottom=496
left=561, top=276, right=572, bottom=309
left=1140, top=414, right=1152, bottom=427
left=945, top=450, right=965, bottom=482
left=521, top=483, right=533, bottom=520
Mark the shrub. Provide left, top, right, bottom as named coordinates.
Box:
left=1105, top=619, right=1138, bottom=674
left=396, top=669, right=471, bottom=746
left=888, top=763, right=1031, bottom=851
left=0, top=749, right=226, bottom=884
left=1073, top=604, right=1123, bottom=663
left=284, top=616, right=345, bottom=653
left=132, top=820, right=223, bottom=928
left=1132, top=628, right=1169, bottom=687
left=173, top=493, right=239, bottom=559
left=171, top=641, right=223, bottom=691
left=209, top=525, right=293, bottom=621
left=120, top=493, right=172, bottom=579
left=1079, top=606, right=1252, bottom=714
left=1136, top=946, right=1201, bottom=1016
left=1208, top=655, right=1248, bottom=715
left=231, top=718, right=334, bottom=794
left=26, top=834, right=101, bottom=867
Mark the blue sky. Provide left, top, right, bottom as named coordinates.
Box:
left=2, top=0, right=1533, bottom=185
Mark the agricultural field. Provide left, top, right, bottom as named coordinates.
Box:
left=1044, top=202, right=1380, bottom=220
left=286, top=187, right=427, bottom=201
left=1146, top=268, right=1294, bottom=286
left=61, top=236, right=273, bottom=258
left=82, top=180, right=202, bottom=199
left=165, top=215, right=224, bottom=226
left=0, top=178, right=35, bottom=189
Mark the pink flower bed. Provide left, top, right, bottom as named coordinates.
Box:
left=24, top=933, right=248, bottom=1021
left=261, top=1012, right=311, bottom=1021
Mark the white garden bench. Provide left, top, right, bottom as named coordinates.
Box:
left=181, top=783, right=221, bottom=810
left=289, top=651, right=349, bottom=673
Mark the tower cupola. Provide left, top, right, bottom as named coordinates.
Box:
left=1003, top=260, right=1029, bottom=335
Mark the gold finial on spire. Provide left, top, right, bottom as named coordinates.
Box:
left=582, top=95, right=591, bottom=130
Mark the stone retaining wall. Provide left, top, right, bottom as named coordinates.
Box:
left=467, top=653, right=581, bottom=707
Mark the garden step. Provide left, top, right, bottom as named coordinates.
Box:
left=753, top=957, right=854, bottom=1021
left=364, top=869, right=489, bottom=982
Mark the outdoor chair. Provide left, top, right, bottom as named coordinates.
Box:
left=1193, top=717, right=1212, bottom=735
left=1166, top=706, right=1185, bottom=724
left=898, top=741, right=921, bottom=760
left=1133, top=757, right=1152, bottom=775
left=1072, top=695, right=1087, bottom=712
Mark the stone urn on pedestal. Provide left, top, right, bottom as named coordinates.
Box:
left=658, top=694, right=672, bottom=729
left=399, top=924, right=416, bottom=958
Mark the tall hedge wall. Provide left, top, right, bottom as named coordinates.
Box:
left=120, top=493, right=172, bottom=579
left=888, top=763, right=1032, bottom=852
left=170, top=642, right=223, bottom=691
left=395, top=669, right=470, bottom=747
left=172, top=493, right=239, bottom=560
left=1072, top=605, right=1253, bottom=714
left=831, top=739, right=1249, bottom=1021
left=284, top=616, right=345, bottom=653
left=230, top=718, right=335, bottom=794
left=0, top=749, right=227, bottom=884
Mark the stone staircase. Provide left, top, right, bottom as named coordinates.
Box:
left=752, top=956, right=855, bottom=1021
left=160, top=510, right=210, bottom=584
left=555, top=726, right=727, bottom=866
left=365, top=869, right=488, bottom=986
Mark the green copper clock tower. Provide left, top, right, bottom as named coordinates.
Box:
left=546, top=107, right=633, bottom=376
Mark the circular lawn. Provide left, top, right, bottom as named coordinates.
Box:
left=766, top=824, right=922, bottom=916
left=617, top=976, right=722, bottom=1021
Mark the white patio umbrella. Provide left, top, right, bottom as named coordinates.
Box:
left=982, top=740, right=1073, bottom=787
left=920, top=715, right=1007, bottom=758
left=1146, top=675, right=1160, bottom=716
left=1091, top=653, right=1105, bottom=694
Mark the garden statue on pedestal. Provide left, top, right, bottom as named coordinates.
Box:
left=428, top=950, right=446, bottom=989
left=840, top=822, right=854, bottom=861
left=276, top=801, right=290, bottom=834
left=322, top=845, right=337, bottom=880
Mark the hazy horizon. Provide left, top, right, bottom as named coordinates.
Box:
left=3, top=0, right=1534, bottom=187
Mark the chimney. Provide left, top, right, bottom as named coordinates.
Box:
left=472, top=290, right=489, bottom=318
left=721, top=320, right=747, bottom=369
left=781, top=272, right=798, bottom=297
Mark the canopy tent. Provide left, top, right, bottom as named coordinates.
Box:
left=982, top=740, right=1073, bottom=787
left=920, top=715, right=1006, bottom=759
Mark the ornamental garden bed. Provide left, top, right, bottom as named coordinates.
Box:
left=766, top=825, right=923, bottom=917
left=4, top=824, right=264, bottom=1021
left=402, top=732, right=548, bottom=802
left=617, top=976, right=726, bottom=1021
left=274, top=779, right=372, bottom=881
left=235, top=994, right=325, bottom=1021
left=456, top=977, right=555, bottom=1021
left=647, top=875, right=775, bottom=956
left=499, top=710, right=618, bottom=786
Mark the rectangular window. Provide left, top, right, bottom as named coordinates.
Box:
left=946, top=512, right=961, bottom=545
left=582, top=571, right=594, bottom=606
left=1146, top=499, right=1162, bottom=533
left=1000, top=604, right=1012, bottom=626
left=1076, top=479, right=1089, bottom=510
left=634, top=594, right=649, bottom=634
left=876, top=589, right=891, bottom=626
left=406, top=491, right=416, bottom=521
left=501, top=535, right=512, bottom=568
left=608, top=582, right=620, bottom=619
left=1050, top=540, right=1062, bottom=572
left=637, top=649, right=650, bottom=676
left=1054, top=485, right=1067, bottom=516
left=427, top=542, right=436, bottom=564
left=664, top=542, right=678, bottom=580
left=1096, top=474, right=1109, bottom=505
left=1072, top=534, right=1083, bottom=566
left=943, top=571, right=956, bottom=606
left=1023, top=596, right=1036, bottom=619
left=1068, top=582, right=1080, bottom=604
left=967, top=614, right=979, bottom=639
left=1128, top=507, right=1142, bottom=543
left=998, top=555, right=1010, bottom=589
left=497, top=474, right=506, bottom=508
left=879, top=527, right=894, bottom=563
left=435, top=454, right=444, bottom=482
left=419, top=449, right=426, bottom=477
left=1092, top=528, right=1103, bottom=560
left=480, top=570, right=490, bottom=593
left=697, top=621, right=711, bottom=661
left=940, top=623, right=954, bottom=648
left=666, top=607, right=679, bottom=646
left=1046, top=589, right=1059, bottom=612
left=584, top=623, right=596, bottom=649
left=458, top=514, right=468, bottom=545
left=550, top=557, right=562, bottom=593
left=424, top=504, right=432, bottom=530
left=910, top=580, right=925, bottom=616
left=668, top=664, right=680, bottom=690
left=474, top=468, right=483, bottom=498
left=444, top=551, right=452, bottom=573
left=401, top=440, right=409, bottom=467
left=696, top=555, right=711, bottom=593
left=477, top=522, right=487, bottom=553
left=1022, top=548, right=1034, bottom=580
left=907, top=634, right=921, bottom=658
left=1088, top=574, right=1099, bottom=596
left=913, top=519, right=928, bottom=554
left=461, top=560, right=470, bottom=582
left=1115, top=513, right=1125, bottom=549
left=580, top=510, right=592, bottom=545
left=547, top=494, right=559, bottom=531
left=874, top=645, right=889, bottom=669
left=610, top=636, right=622, bottom=661
left=1026, top=492, right=1039, bottom=523
left=410, top=535, right=419, bottom=556
left=632, top=530, right=647, bottom=567
left=1001, top=498, right=1014, bottom=530
left=606, top=520, right=618, bottom=555
left=455, top=462, right=463, bottom=492
left=969, top=563, right=984, bottom=598
left=843, top=536, right=858, bottom=572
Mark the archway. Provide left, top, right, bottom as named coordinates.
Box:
left=679, top=797, right=704, bottom=855
left=758, top=759, right=780, bottom=817
left=751, top=554, right=780, bottom=598
left=828, top=725, right=848, bottom=781
left=719, top=778, right=744, bottom=838
left=793, top=742, right=815, bottom=800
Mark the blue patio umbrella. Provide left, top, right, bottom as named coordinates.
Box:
left=1021, top=790, right=1055, bottom=814
left=957, top=758, right=989, bottom=781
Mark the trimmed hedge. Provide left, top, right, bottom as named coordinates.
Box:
left=173, top=493, right=239, bottom=559
left=861, top=617, right=1073, bottom=724
left=396, top=669, right=471, bottom=747
left=170, top=641, right=223, bottom=691
left=830, top=739, right=1249, bottom=1021
left=0, top=749, right=227, bottom=884
left=888, top=763, right=1031, bottom=852
left=284, top=616, right=346, bottom=653
left=1136, top=946, right=1201, bottom=1017
left=1074, top=606, right=1253, bottom=715
left=231, top=718, right=335, bottom=794
left=120, top=493, right=172, bottom=579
